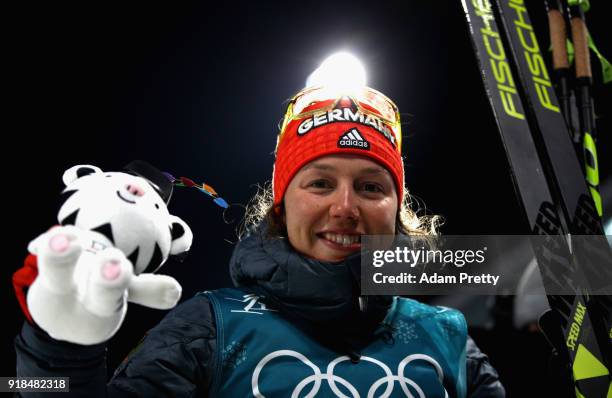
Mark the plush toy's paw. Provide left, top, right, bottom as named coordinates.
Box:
left=31, top=226, right=83, bottom=294
left=154, top=276, right=182, bottom=309
left=27, top=244, right=133, bottom=346
left=80, top=247, right=133, bottom=317
left=127, top=274, right=182, bottom=310
left=36, top=226, right=82, bottom=260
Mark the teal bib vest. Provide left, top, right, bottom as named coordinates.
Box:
left=204, top=288, right=467, bottom=397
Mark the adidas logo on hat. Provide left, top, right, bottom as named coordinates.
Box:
left=337, top=128, right=370, bottom=150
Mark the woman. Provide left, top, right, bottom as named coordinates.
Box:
left=15, top=85, right=505, bottom=397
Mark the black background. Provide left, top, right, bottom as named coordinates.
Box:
left=4, top=1, right=611, bottom=396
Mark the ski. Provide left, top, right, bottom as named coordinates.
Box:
left=461, top=0, right=611, bottom=396
left=493, top=0, right=612, bottom=377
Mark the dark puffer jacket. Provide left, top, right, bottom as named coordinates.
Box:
left=15, top=224, right=505, bottom=397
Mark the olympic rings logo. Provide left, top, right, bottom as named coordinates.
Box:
left=251, top=349, right=449, bottom=398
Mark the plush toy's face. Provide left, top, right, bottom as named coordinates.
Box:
left=57, top=165, right=192, bottom=274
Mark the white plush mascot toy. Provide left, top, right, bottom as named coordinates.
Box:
left=26, top=161, right=193, bottom=345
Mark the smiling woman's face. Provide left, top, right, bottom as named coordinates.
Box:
left=282, top=154, right=398, bottom=262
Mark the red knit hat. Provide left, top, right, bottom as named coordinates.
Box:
left=272, top=86, right=404, bottom=212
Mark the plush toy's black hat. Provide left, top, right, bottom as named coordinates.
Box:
left=124, top=160, right=173, bottom=204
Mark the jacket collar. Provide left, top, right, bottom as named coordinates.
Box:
left=229, top=222, right=392, bottom=353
